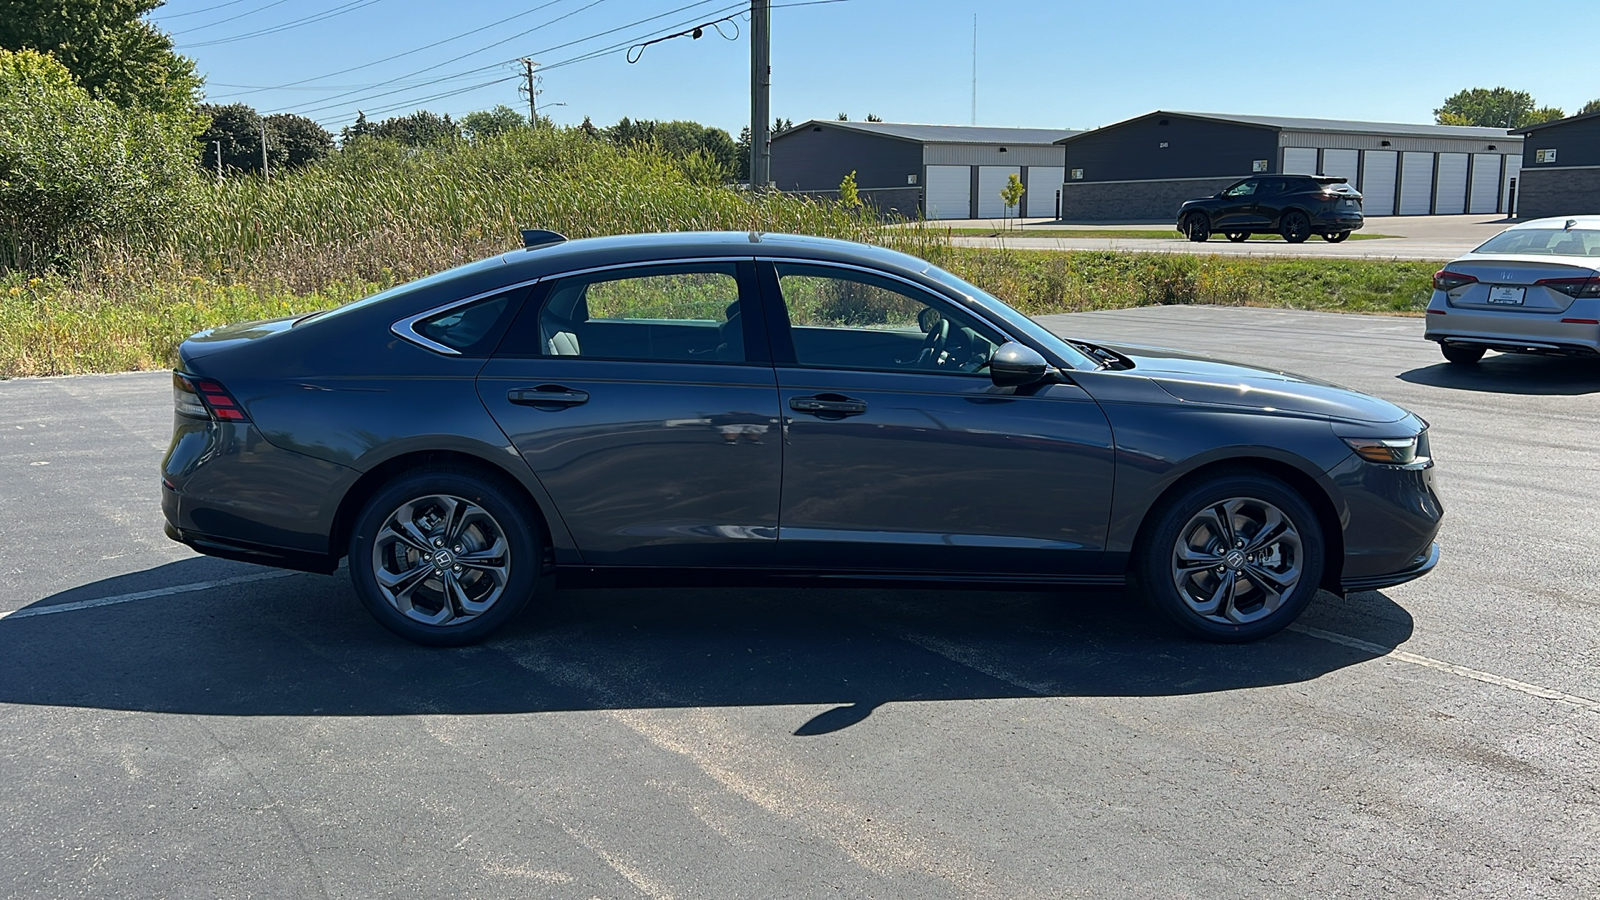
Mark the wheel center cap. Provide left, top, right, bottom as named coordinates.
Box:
left=1223, top=549, right=1246, bottom=570
left=430, top=548, right=455, bottom=570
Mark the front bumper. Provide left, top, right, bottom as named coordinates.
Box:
left=1342, top=541, right=1439, bottom=592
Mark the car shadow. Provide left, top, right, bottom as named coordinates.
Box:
left=1398, top=354, right=1600, bottom=395
left=0, top=558, right=1414, bottom=735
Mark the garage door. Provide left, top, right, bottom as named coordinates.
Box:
left=1025, top=166, right=1063, bottom=218
left=1322, top=149, right=1359, bottom=186
left=1399, top=152, right=1435, bottom=215
left=925, top=165, right=971, bottom=219
left=1504, top=155, right=1523, bottom=215
left=1361, top=150, right=1397, bottom=216
left=1282, top=148, right=1319, bottom=175
left=1433, top=153, right=1469, bottom=215
left=977, top=166, right=1022, bottom=218
left=1469, top=154, right=1502, bottom=214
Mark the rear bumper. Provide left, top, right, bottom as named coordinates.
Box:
left=1425, top=296, right=1600, bottom=355
left=1314, top=213, right=1364, bottom=231
left=164, top=519, right=338, bottom=574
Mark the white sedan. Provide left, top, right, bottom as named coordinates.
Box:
left=1424, top=215, right=1600, bottom=364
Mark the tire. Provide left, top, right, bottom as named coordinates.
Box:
left=1323, top=231, right=1350, bottom=243
left=1182, top=214, right=1211, bottom=243
left=1225, top=232, right=1249, bottom=243
left=1280, top=211, right=1312, bottom=244
left=1441, top=343, right=1486, bottom=365
left=348, top=465, right=543, bottom=646
left=1132, top=472, right=1325, bottom=643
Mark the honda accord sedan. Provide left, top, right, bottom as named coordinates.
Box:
left=162, top=231, right=1441, bottom=646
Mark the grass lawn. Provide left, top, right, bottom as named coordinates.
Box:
left=940, top=228, right=1398, bottom=241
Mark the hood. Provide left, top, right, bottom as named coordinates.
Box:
left=179, top=314, right=302, bottom=362
left=1102, top=342, right=1409, bottom=425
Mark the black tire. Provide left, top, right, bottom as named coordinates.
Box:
left=1225, top=232, right=1249, bottom=243
left=1182, top=214, right=1211, bottom=243
left=1440, top=343, right=1486, bottom=365
left=1280, top=211, right=1312, bottom=244
left=1132, top=472, right=1326, bottom=643
left=1323, top=231, right=1350, bottom=243
left=348, top=465, right=543, bottom=646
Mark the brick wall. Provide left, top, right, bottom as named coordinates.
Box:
left=1516, top=167, right=1600, bottom=219
left=1060, top=177, right=1239, bottom=222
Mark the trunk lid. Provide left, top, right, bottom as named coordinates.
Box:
left=1440, top=256, right=1600, bottom=314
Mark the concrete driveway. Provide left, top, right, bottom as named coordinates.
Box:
left=2, top=310, right=1596, bottom=898
left=923, top=214, right=1511, bottom=261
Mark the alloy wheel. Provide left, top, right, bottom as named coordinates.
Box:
left=1170, top=497, right=1303, bottom=625
left=371, top=493, right=511, bottom=627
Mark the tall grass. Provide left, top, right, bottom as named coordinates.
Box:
left=0, top=127, right=1433, bottom=378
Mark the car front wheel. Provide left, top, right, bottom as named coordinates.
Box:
left=1280, top=211, right=1312, bottom=244
left=1133, top=473, right=1325, bottom=642
left=1441, top=343, right=1486, bottom=365
left=349, top=466, right=542, bottom=646
left=1182, top=214, right=1211, bottom=242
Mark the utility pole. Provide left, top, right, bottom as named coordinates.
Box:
left=214, top=140, right=223, bottom=183
left=970, top=15, right=977, bottom=126
left=749, top=0, right=771, bottom=188
left=259, top=116, right=269, bottom=181
left=520, top=58, right=539, bottom=124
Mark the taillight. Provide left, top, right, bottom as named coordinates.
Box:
left=173, top=372, right=249, bottom=422
left=1433, top=270, right=1478, bottom=292
left=1534, top=276, right=1600, bottom=299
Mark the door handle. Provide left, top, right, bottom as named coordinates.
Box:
left=789, top=394, right=867, bottom=416
left=508, top=385, right=589, bottom=407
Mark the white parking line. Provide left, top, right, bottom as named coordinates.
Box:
left=1290, top=623, right=1600, bottom=713
left=0, top=570, right=297, bottom=621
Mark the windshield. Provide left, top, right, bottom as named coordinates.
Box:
left=919, top=263, right=1097, bottom=370
left=1473, top=228, right=1600, bottom=257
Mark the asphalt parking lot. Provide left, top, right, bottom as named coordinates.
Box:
left=3, top=306, right=1598, bottom=898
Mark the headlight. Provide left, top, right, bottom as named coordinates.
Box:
left=1343, top=431, right=1428, bottom=465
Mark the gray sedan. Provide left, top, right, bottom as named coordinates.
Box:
left=161, top=231, right=1442, bottom=646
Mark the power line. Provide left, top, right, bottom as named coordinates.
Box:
left=154, top=0, right=260, bottom=20
left=311, top=75, right=522, bottom=128
left=178, top=0, right=389, bottom=49
left=170, top=0, right=297, bottom=36
left=277, top=0, right=726, bottom=119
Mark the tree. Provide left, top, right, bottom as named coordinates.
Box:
left=197, top=104, right=330, bottom=175
left=838, top=170, right=860, bottom=208
left=1581, top=99, right=1600, bottom=117
left=461, top=105, right=527, bottom=142
left=0, top=0, right=200, bottom=113
left=340, top=111, right=377, bottom=145
left=865, top=113, right=882, bottom=122
left=367, top=110, right=460, bottom=146
left=1434, top=87, right=1563, bottom=129
left=577, top=115, right=600, bottom=139
left=837, top=112, right=849, bottom=121
left=0, top=48, right=203, bottom=269
left=999, top=172, right=1025, bottom=227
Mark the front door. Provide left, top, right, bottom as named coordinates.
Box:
left=1213, top=178, right=1262, bottom=230
left=759, top=261, right=1116, bottom=576
left=477, top=260, right=782, bottom=566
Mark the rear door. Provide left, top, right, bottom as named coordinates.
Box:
left=758, top=260, right=1116, bottom=576
left=477, top=260, right=782, bottom=566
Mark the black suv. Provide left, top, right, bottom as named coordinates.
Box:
left=1177, top=175, right=1364, bottom=244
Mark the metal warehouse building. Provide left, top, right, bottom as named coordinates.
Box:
left=1057, top=111, right=1523, bottom=220
left=1514, top=110, right=1600, bottom=219
left=771, top=120, right=1078, bottom=219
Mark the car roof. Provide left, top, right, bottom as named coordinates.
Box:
left=494, top=231, right=934, bottom=280
left=1502, top=216, right=1600, bottom=231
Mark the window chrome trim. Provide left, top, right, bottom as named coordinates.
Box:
left=389, top=277, right=544, bottom=356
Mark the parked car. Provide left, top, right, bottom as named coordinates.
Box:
left=1424, top=216, right=1600, bottom=364
left=1177, top=175, right=1364, bottom=244
left=162, top=231, right=1441, bottom=646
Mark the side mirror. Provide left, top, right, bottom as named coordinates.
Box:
left=989, top=341, right=1049, bottom=387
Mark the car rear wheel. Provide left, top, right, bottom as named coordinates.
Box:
left=349, top=466, right=542, bottom=646
left=1225, top=232, right=1249, bottom=243
left=1323, top=231, right=1350, bottom=243
left=1182, top=214, right=1211, bottom=242
left=1440, top=343, right=1486, bottom=365
left=1280, top=211, right=1312, bottom=244
left=1133, top=473, right=1325, bottom=643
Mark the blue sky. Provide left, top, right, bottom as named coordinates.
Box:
left=154, top=0, right=1600, bottom=136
